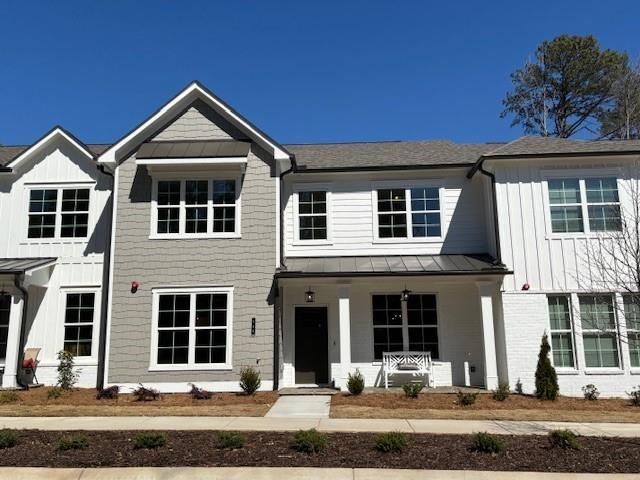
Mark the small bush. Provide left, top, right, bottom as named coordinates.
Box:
left=133, top=433, right=166, bottom=449
left=47, top=386, right=63, bottom=400
left=217, top=431, right=245, bottom=449
left=472, top=432, right=504, bottom=454
left=375, top=431, right=408, bottom=453
left=549, top=429, right=580, bottom=450
left=535, top=334, right=559, bottom=401
left=457, top=390, right=478, bottom=406
left=347, top=370, right=365, bottom=395
left=291, top=429, right=327, bottom=453
left=492, top=383, right=510, bottom=402
left=96, top=385, right=120, bottom=400
left=0, top=430, right=17, bottom=449
left=515, top=378, right=523, bottom=395
left=132, top=384, right=160, bottom=402
left=402, top=382, right=424, bottom=398
left=628, top=386, right=640, bottom=407
left=189, top=383, right=212, bottom=400
left=0, top=391, right=19, bottom=404
left=239, top=367, right=261, bottom=395
left=56, top=350, right=79, bottom=390
left=582, top=384, right=599, bottom=401
left=59, top=435, right=89, bottom=451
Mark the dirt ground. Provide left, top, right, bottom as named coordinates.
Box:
left=0, top=430, right=638, bottom=473
left=0, top=387, right=278, bottom=417
left=330, top=392, right=640, bottom=422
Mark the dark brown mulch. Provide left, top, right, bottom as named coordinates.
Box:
left=0, top=431, right=639, bottom=473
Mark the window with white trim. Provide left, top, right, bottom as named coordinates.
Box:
left=0, top=295, right=10, bottom=361
left=547, top=177, right=620, bottom=233
left=154, top=179, right=239, bottom=237
left=579, top=295, right=620, bottom=368
left=153, top=288, right=231, bottom=368
left=63, top=292, right=95, bottom=357
left=372, top=294, right=439, bottom=360
left=623, top=295, right=640, bottom=368
left=376, top=187, right=441, bottom=239
left=28, top=187, right=90, bottom=239
left=298, top=191, right=327, bottom=240
left=547, top=295, right=575, bottom=368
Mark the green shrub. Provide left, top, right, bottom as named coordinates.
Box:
left=457, top=391, right=478, bottom=406
left=56, top=350, right=79, bottom=390
left=402, top=382, right=424, bottom=399
left=0, top=391, right=19, bottom=404
left=492, top=383, right=510, bottom=402
left=239, top=367, right=261, bottom=395
left=59, top=435, right=89, bottom=451
left=582, top=384, right=599, bottom=401
left=535, top=334, right=559, bottom=400
left=472, top=432, right=504, bottom=454
left=628, top=386, right=640, bottom=406
left=549, top=429, right=580, bottom=450
left=375, top=431, right=408, bottom=453
left=0, top=430, right=17, bottom=449
left=133, top=433, right=166, bottom=449
left=347, top=370, right=365, bottom=395
left=217, top=431, right=245, bottom=449
left=291, top=429, right=327, bottom=453
left=47, top=386, right=63, bottom=400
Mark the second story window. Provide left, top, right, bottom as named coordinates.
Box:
left=376, top=186, right=442, bottom=240
left=28, top=187, right=91, bottom=239
left=298, top=191, right=327, bottom=240
left=153, top=178, right=240, bottom=238
left=547, top=177, right=620, bottom=234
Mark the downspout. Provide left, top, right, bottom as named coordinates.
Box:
left=272, top=156, right=296, bottom=390
left=95, top=165, right=114, bottom=390
left=474, top=161, right=503, bottom=265
left=14, top=274, right=29, bottom=389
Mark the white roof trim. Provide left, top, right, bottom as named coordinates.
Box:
left=135, top=157, right=248, bottom=166
left=98, top=82, right=291, bottom=166
left=7, top=127, right=94, bottom=170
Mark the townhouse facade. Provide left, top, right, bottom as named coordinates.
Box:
left=0, top=82, right=639, bottom=396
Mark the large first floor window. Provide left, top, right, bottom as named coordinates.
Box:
left=0, top=295, right=10, bottom=361
left=372, top=294, right=439, bottom=360
left=624, top=295, right=640, bottom=368
left=579, top=295, right=619, bottom=369
left=152, top=287, right=232, bottom=368
left=547, top=295, right=575, bottom=368
left=63, top=292, right=95, bottom=357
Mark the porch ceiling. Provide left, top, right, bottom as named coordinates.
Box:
left=278, top=254, right=511, bottom=278
left=0, top=258, right=57, bottom=275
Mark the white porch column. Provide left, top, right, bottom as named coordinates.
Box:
left=337, top=285, right=351, bottom=390
left=477, top=282, right=498, bottom=390
left=2, top=292, right=25, bottom=389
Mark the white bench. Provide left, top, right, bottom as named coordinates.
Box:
left=382, top=351, right=434, bottom=389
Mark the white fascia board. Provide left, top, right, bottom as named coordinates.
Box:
left=7, top=128, right=94, bottom=170
left=98, top=82, right=291, bottom=166
left=135, top=157, right=248, bottom=166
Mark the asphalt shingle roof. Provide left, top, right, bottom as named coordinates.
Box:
left=0, top=144, right=111, bottom=167
left=483, top=136, right=640, bottom=157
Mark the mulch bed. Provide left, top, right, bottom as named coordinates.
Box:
left=0, top=430, right=639, bottom=473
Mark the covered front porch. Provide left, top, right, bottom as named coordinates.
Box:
left=275, top=255, right=509, bottom=391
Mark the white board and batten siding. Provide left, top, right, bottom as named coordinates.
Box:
left=0, top=137, right=111, bottom=387
left=283, top=171, right=490, bottom=257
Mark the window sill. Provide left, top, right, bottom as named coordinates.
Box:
left=38, top=359, right=98, bottom=367
left=555, top=369, right=580, bottom=375
left=149, top=234, right=241, bottom=240
left=21, top=239, right=88, bottom=245
left=148, top=364, right=232, bottom=372
left=372, top=237, right=443, bottom=244
left=292, top=240, right=333, bottom=246
left=584, top=369, right=625, bottom=375
left=630, top=369, right=640, bottom=375
left=545, top=233, right=620, bottom=241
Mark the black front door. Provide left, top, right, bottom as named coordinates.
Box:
left=0, top=295, right=10, bottom=361
left=295, top=307, right=329, bottom=385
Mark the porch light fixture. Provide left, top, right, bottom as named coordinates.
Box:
left=305, top=287, right=315, bottom=303
left=400, top=286, right=411, bottom=302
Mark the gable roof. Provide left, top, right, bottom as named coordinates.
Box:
left=97, top=81, right=292, bottom=166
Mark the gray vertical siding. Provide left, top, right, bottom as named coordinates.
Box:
left=107, top=147, right=276, bottom=384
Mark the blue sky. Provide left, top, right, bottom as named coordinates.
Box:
left=1, top=1, right=638, bottom=146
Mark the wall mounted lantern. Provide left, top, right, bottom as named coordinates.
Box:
left=305, top=287, right=315, bottom=303
left=400, top=286, right=411, bottom=302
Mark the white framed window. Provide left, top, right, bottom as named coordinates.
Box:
left=151, top=177, right=241, bottom=239
left=63, top=291, right=96, bottom=357
left=546, top=295, right=576, bottom=369
left=150, top=286, right=233, bottom=370
left=293, top=186, right=332, bottom=244
left=26, top=185, right=92, bottom=240
left=545, top=176, right=621, bottom=234
left=371, top=293, right=439, bottom=360
left=373, top=183, right=443, bottom=242
left=623, top=294, right=640, bottom=368
left=578, top=294, right=620, bottom=369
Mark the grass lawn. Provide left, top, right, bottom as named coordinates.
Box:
left=0, top=387, right=278, bottom=417
left=330, top=392, right=640, bottom=422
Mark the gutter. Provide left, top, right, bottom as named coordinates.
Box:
left=95, top=164, right=114, bottom=390
left=13, top=274, right=29, bottom=389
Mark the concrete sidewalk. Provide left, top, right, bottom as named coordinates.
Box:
left=0, top=416, right=638, bottom=437
left=0, top=467, right=638, bottom=479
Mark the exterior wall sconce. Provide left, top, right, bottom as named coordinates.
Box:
left=400, top=287, right=411, bottom=302
left=521, top=283, right=530, bottom=291
left=131, top=281, right=140, bottom=294
left=305, top=287, right=315, bottom=303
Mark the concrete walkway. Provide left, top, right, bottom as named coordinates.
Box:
left=0, top=467, right=637, bottom=479
left=266, top=395, right=331, bottom=417
left=0, top=416, right=638, bottom=437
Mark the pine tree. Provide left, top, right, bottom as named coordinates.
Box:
left=535, top=334, right=559, bottom=400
